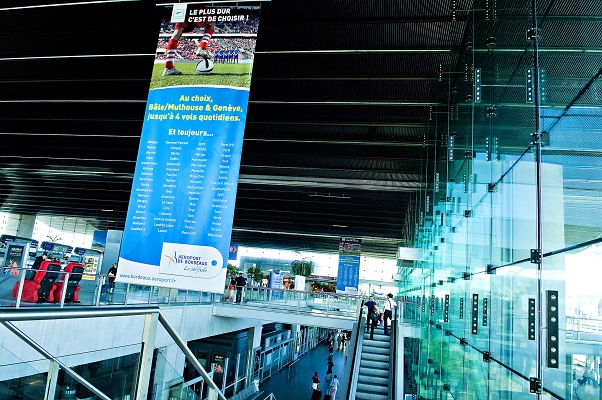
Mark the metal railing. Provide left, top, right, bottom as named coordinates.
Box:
left=3, top=268, right=366, bottom=324
left=346, top=300, right=366, bottom=400
left=566, top=315, right=602, bottom=341
left=0, top=306, right=227, bottom=400
left=388, top=306, right=398, bottom=400
left=2, top=266, right=216, bottom=308
left=224, top=285, right=365, bottom=320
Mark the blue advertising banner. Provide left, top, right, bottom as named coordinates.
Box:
left=336, top=238, right=361, bottom=294
left=92, top=230, right=107, bottom=252
left=228, top=243, right=238, bottom=261
left=118, top=3, right=261, bottom=293
left=268, top=271, right=283, bottom=289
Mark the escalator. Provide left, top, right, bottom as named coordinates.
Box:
left=356, top=323, right=391, bottom=399
left=346, top=305, right=398, bottom=400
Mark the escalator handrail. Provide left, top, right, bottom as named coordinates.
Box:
left=388, top=304, right=398, bottom=400
left=346, top=299, right=366, bottom=400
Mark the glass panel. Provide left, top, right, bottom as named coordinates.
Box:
left=151, top=350, right=201, bottom=400
left=55, top=353, right=141, bottom=400
left=0, top=344, right=48, bottom=399
left=400, top=0, right=577, bottom=398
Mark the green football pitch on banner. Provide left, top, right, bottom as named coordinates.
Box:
left=150, top=63, right=254, bottom=90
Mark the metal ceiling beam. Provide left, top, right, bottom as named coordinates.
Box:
left=233, top=227, right=402, bottom=243
left=243, top=138, right=433, bottom=147
left=259, top=15, right=602, bottom=26
left=253, top=77, right=443, bottom=81
left=247, top=120, right=438, bottom=128
left=250, top=100, right=446, bottom=106
left=256, top=47, right=602, bottom=55
left=238, top=175, right=424, bottom=190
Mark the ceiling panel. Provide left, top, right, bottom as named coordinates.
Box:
left=0, top=0, right=598, bottom=259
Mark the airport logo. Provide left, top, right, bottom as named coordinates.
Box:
left=171, top=4, right=187, bottom=23
left=160, top=242, right=223, bottom=278
left=164, top=251, right=177, bottom=268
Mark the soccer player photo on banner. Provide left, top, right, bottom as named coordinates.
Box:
left=118, top=2, right=262, bottom=293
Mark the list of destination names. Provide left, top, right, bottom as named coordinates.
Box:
left=131, top=133, right=234, bottom=239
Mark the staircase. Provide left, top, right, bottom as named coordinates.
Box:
left=355, top=324, right=391, bottom=400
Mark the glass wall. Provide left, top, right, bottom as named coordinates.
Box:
left=402, top=1, right=602, bottom=399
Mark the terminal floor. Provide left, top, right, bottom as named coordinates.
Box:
left=259, top=341, right=349, bottom=400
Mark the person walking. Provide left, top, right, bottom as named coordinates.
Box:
left=329, top=374, right=340, bottom=400
left=336, top=333, right=342, bottom=350
left=310, top=371, right=321, bottom=399
left=573, top=377, right=580, bottom=399
left=325, top=355, right=334, bottom=380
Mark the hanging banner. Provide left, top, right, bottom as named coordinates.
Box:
left=118, top=2, right=262, bottom=293
left=91, top=230, right=107, bottom=252
left=228, top=243, right=239, bottom=261
left=336, top=238, right=361, bottom=294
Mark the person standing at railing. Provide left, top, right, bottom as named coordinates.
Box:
left=234, top=271, right=246, bottom=304
left=108, top=263, right=118, bottom=294
left=382, top=293, right=397, bottom=336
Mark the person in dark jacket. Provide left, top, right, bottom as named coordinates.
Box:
left=28, top=252, right=50, bottom=279
left=107, top=263, right=117, bottom=293
left=363, top=297, right=379, bottom=340
left=234, top=271, right=247, bottom=303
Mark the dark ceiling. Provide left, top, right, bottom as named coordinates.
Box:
left=1, top=0, right=600, bottom=258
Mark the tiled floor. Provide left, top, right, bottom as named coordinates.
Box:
left=259, top=340, right=349, bottom=400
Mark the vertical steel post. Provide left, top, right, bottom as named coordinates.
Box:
left=135, top=313, right=158, bottom=400
left=531, top=0, right=543, bottom=396
left=125, top=283, right=131, bottom=305
left=233, top=353, right=240, bottom=395
left=15, top=268, right=26, bottom=308
left=94, top=276, right=103, bottom=306
left=44, top=360, right=60, bottom=400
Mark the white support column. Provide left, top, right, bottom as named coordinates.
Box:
left=396, top=331, right=405, bottom=400
left=44, top=360, right=60, bottom=400
left=135, top=313, right=159, bottom=400
left=291, top=324, right=301, bottom=360
left=244, top=324, right=262, bottom=387
left=16, top=214, right=36, bottom=239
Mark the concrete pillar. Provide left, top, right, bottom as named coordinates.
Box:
left=244, top=324, right=262, bottom=386
left=44, top=360, right=60, bottom=400
left=291, top=324, right=301, bottom=359
left=247, top=324, right=262, bottom=349
left=101, top=229, right=123, bottom=273
left=135, top=313, right=158, bottom=400
left=16, top=214, right=36, bottom=239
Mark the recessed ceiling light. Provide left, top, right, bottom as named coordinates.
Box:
left=101, top=209, right=113, bottom=212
